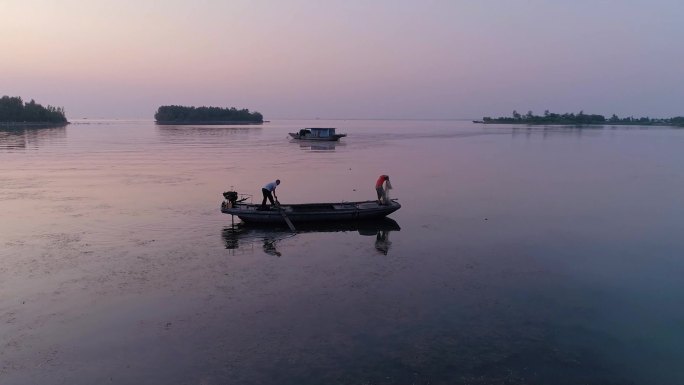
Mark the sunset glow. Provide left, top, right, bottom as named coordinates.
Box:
left=2, top=0, right=683, bottom=119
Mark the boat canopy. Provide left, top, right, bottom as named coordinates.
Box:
left=305, top=127, right=336, bottom=137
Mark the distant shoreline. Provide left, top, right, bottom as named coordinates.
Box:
left=154, top=105, right=263, bottom=125
left=474, top=121, right=683, bottom=127
left=155, top=120, right=264, bottom=125
left=476, top=111, right=684, bottom=127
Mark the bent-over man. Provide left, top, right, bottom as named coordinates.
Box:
left=375, top=175, right=389, bottom=204
left=262, top=179, right=280, bottom=208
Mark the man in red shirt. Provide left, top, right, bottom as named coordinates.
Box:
left=375, top=175, right=389, bottom=204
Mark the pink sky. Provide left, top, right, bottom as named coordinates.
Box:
left=2, top=0, right=683, bottom=119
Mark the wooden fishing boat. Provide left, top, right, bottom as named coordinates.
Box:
left=221, top=191, right=400, bottom=224
left=288, top=127, right=347, bottom=141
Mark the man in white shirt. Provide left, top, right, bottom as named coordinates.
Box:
left=261, top=179, right=280, bottom=208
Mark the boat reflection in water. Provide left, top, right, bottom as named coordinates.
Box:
left=294, top=140, right=344, bottom=152
left=222, top=218, right=400, bottom=256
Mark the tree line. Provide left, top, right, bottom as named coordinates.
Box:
left=481, top=110, right=684, bottom=126
left=0, top=96, right=68, bottom=123
left=154, top=105, right=263, bottom=123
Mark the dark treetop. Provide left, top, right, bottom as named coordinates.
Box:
left=154, top=105, right=263, bottom=124
left=0, top=96, right=68, bottom=125
left=479, top=110, right=684, bottom=127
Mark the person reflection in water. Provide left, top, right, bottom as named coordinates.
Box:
left=375, top=175, right=391, bottom=205
left=263, top=238, right=281, bottom=257
left=375, top=230, right=391, bottom=255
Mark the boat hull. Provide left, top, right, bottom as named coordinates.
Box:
left=221, top=200, right=400, bottom=224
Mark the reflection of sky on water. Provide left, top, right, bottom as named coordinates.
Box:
left=1, top=120, right=683, bottom=384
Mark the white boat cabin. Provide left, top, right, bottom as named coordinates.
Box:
left=301, top=127, right=337, bottom=138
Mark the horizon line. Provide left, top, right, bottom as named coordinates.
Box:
left=67, top=117, right=479, bottom=121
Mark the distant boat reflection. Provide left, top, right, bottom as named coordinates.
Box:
left=221, top=218, right=400, bottom=256
left=0, top=125, right=67, bottom=150
left=292, top=140, right=342, bottom=152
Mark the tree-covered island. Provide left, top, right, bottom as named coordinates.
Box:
left=477, top=110, right=684, bottom=127
left=154, top=105, right=263, bottom=124
left=0, top=96, right=68, bottom=126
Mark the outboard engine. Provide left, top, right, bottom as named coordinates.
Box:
left=223, top=191, right=239, bottom=208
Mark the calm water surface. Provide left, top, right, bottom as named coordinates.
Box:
left=1, top=120, right=683, bottom=384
